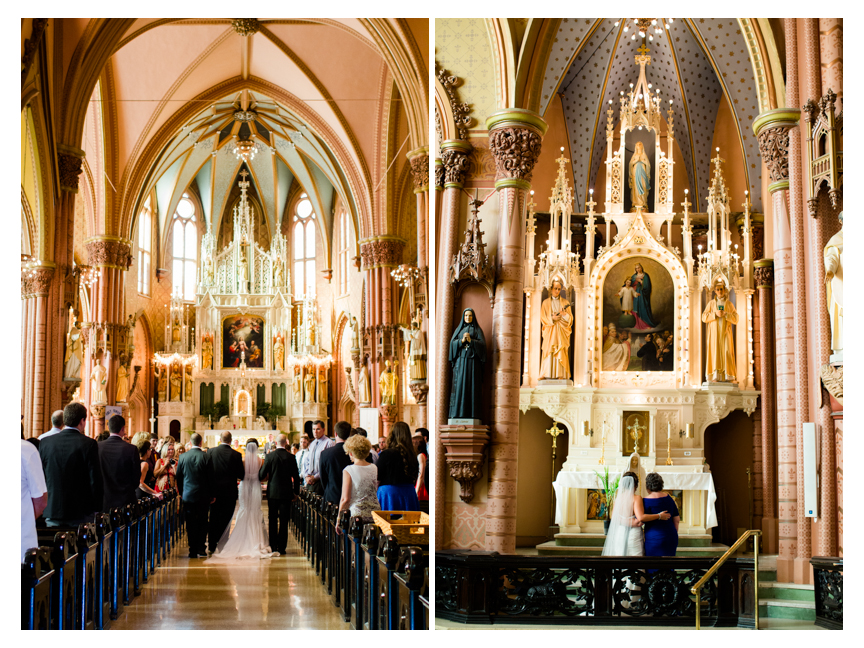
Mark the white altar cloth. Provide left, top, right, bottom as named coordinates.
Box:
left=553, top=471, right=717, bottom=529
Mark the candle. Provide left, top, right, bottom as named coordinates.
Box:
left=667, top=422, right=671, bottom=439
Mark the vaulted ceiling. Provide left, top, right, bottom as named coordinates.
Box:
left=539, top=18, right=763, bottom=213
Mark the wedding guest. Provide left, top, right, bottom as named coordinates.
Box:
left=39, top=402, right=103, bottom=527
left=290, top=443, right=300, bottom=455
left=135, top=437, right=162, bottom=500
left=175, top=433, right=212, bottom=558
left=320, top=421, right=352, bottom=505
left=296, top=435, right=311, bottom=480
left=415, top=437, right=429, bottom=513
left=98, top=415, right=140, bottom=512
left=154, top=443, right=178, bottom=492
left=335, top=434, right=380, bottom=535
left=39, top=410, right=65, bottom=440
left=302, top=421, right=333, bottom=495
left=637, top=472, right=679, bottom=557
left=376, top=422, right=419, bottom=511
left=97, top=431, right=111, bottom=442
left=352, top=427, right=376, bottom=462
left=21, top=438, right=47, bottom=561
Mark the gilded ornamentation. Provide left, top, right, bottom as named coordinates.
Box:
left=58, top=153, right=84, bottom=192
left=435, top=64, right=473, bottom=140
left=442, top=148, right=470, bottom=186
left=409, top=381, right=428, bottom=404
left=231, top=18, right=260, bottom=36
left=488, top=127, right=543, bottom=181
left=409, top=154, right=429, bottom=190
left=21, top=266, right=54, bottom=298
left=85, top=238, right=133, bottom=269
left=757, top=126, right=791, bottom=183
left=359, top=238, right=404, bottom=270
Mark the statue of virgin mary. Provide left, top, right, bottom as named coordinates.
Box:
left=629, top=141, right=651, bottom=210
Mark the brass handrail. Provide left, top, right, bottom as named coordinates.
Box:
left=691, top=529, right=762, bottom=630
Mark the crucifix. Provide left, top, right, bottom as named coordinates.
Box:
left=599, top=420, right=610, bottom=465
left=545, top=422, right=566, bottom=526
left=627, top=417, right=647, bottom=452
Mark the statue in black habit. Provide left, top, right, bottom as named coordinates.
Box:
left=448, top=308, right=486, bottom=420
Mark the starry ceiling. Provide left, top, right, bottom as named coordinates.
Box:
left=540, top=18, right=762, bottom=213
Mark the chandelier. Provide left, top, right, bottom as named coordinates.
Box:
left=391, top=264, right=420, bottom=288
left=615, top=18, right=674, bottom=41
left=232, top=137, right=258, bottom=163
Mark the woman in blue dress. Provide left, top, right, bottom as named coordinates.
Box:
left=630, top=263, right=657, bottom=329
left=636, top=472, right=679, bottom=556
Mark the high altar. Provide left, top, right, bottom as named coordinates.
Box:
left=520, top=48, right=758, bottom=543
left=154, top=172, right=331, bottom=444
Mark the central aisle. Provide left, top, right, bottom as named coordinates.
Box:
left=111, top=505, right=350, bottom=630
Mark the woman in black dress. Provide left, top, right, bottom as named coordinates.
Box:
left=376, top=422, right=419, bottom=511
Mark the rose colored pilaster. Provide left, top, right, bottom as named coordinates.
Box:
left=754, top=105, right=799, bottom=581
left=484, top=110, right=547, bottom=555
left=22, top=266, right=55, bottom=438
left=408, top=147, right=430, bottom=430
left=754, top=260, right=778, bottom=552
left=435, top=140, right=470, bottom=550
left=819, top=19, right=842, bottom=109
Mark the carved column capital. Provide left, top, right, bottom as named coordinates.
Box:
left=407, top=147, right=429, bottom=192
left=434, top=159, right=444, bottom=190
left=85, top=236, right=133, bottom=270
left=486, top=109, right=548, bottom=188
left=752, top=109, right=800, bottom=189
left=378, top=403, right=398, bottom=422
left=359, top=237, right=405, bottom=270
left=409, top=381, right=428, bottom=404
left=21, top=265, right=55, bottom=298
left=57, top=144, right=86, bottom=193
left=754, top=259, right=775, bottom=288
left=440, top=140, right=471, bottom=188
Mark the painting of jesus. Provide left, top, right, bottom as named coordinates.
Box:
left=222, top=314, right=266, bottom=369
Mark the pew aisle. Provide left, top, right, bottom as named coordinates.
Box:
left=110, top=503, right=350, bottom=630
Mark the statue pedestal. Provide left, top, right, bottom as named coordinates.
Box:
left=538, top=379, right=573, bottom=387
left=448, top=418, right=482, bottom=426
left=440, top=423, right=490, bottom=503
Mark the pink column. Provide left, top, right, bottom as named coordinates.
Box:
left=434, top=140, right=471, bottom=550
left=754, top=260, right=777, bottom=552
left=819, top=19, right=842, bottom=108
left=484, top=110, right=547, bottom=555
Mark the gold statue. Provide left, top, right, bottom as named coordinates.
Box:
left=156, top=364, right=167, bottom=401
left=184, top=365, right=193, bottom=402
left=116, top=364, right=129, bottom=403
left=702, top=279, right=739, bottom=382
left=318, top=365, right=329, bottom=404
left=539, top=279, right=573, bottom=379
left=201, top=333, right=213, bottom=370
left=170, top=364, right=182, bottom=402
left=824, top=211, right=843, bottom=356
left=378, top=360, right=399, bottom=405
left=293, top=371, right=302, bottom=402
left=274, top=333, right=285, bottom=372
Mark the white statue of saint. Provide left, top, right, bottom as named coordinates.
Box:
left=116, top=364, right=129, bottom=403
left=238, top=254, right=248, bottom=293
left=91, top=360, right=107, bottom=404
left=540, top=279, right=573, bottom=379
left=702, top=280, right=739, bottom=382
left=400, top=317, right=427, bottom=380
left=304, top=370, right=316, bottom=403
left=628, top=141, right=651, bottom=210
left=63, top=323, right=84, bottom=381
left=358, top=363, right=371, bottom=404
left=293, top=372, right=302, bottom=402
left=824, top=211, right=843, bottom=356
left=350, top=314, right=360, bottom=350
left=273, top=334, right=285, bottom=372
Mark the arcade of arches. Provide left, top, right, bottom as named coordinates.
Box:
left=434, top=16, right=842, bottom=603
left=21, top=18, right=428, bottom=629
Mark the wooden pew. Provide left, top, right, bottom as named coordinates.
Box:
left=375, top=534, right=401, bottom=630
left=419, top=569, right=429, bottom=630
left=72, top=522, right=98, bottom=630
left=392, top=546, right=428, bottom=629
left=108, top=507, right=127, bottom=618
left=125, top=501, right=143, bottom=599
left=92, top=513, right=113, bottom=629
left=360, top=523, right=380, bottom=630
left=334, top=510, right=350, bottom=613
left=346, top=516, right=365, bottom=629
left=21, top=548, right=53, bottom=630
left=37, top=529, right=77, bottom=629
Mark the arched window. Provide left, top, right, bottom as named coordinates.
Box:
left=137, top=198, right=152, bottom=296
left=338, top=210, right=349, bottom=295
left=172, top=195, right=197, bottom=301
left=293, top=195, right=316, bottom=299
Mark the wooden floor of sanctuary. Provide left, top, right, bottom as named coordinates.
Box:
left=111, top=505, right=349, bottom=631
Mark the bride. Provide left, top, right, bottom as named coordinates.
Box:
left=603, top=471, right=642, bottom=556
left=206, top=440, right=277, bottom=561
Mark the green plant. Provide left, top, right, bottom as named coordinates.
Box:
left=593, top=467, right=621, bottom=519
left=211, top=400, right=229, bottom=419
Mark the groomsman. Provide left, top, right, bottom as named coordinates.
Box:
left=319, top=421, right=352, bottom=505
left=207, top=431, right=245, bottom=553
left=258, top=434, right=300, bottom=554
left=302, top=421, right=333, bottom=495
left=175, top=433, right=212, bottom=558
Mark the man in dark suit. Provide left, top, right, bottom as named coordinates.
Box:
left=207, top=431, right=245, bottom=553
left=175, top=433, right=212, bottom=557
left=637, top=333, right=659, bottom=371
left=258, top=433, right=300, bottom=554
left=97, top=415, right=140, bottom=512
left=38, top=402, right=103, bottom=527
left=319, top=421, right=352, bottom=506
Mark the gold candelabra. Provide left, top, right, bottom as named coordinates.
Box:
left=599, top=421, right=610, bottom=465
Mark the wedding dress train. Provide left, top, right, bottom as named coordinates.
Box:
left=206, top=443, right=277, bottom=561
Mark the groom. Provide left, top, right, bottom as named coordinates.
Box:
left=258, top=433, right=301, bottom=554
left=208, top=431, right=245, bottom=553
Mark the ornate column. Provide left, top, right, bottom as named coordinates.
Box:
left=360, top=236, right=404, bottom=437
left=435, top=140, right=470, bottom=550
left=484, top=109, right=547, bottom=554
left=754, top=259, right=777, bottom=552
left=754, top=105, right=799, bottom=582
left=408, top=146, right=430, bottom=429
left=819, top=19, right=842, bottom=108
left=21, top=265, right=56, bottom=438
left=85, top=236, right=133, bottom=437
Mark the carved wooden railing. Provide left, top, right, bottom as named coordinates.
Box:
left=811, top=556, right=842, bottom=630
left=436, top=550, right=756, bottom=627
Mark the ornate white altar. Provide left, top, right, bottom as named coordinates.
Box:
left=521, top=47, right=758, bottom=545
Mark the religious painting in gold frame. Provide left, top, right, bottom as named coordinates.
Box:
left=622, top=411, right=650, bottom=455
left=668, top=489, right=684, bottom=523
left=586, top=489, right=609, bottom=521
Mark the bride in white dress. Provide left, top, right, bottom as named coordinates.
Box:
left=602, top=472, right=644, bottom=556
left=206, top=440, right=277, bottom=561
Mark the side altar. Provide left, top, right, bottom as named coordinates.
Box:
left=519, top=48, right=758, bottom=551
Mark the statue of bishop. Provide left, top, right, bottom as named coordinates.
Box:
left=824, top=212, right=843, bottom=357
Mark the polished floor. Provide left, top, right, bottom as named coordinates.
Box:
left=111, top=506, right=350, bottom=630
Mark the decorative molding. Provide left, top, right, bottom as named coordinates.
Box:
left=21, top=266, right=54, bottom=298
left=441, top=146, right=470, bottom=187
left=434, top=160, right=444, bottom=190
left=488, top=127, right=543, bottom=182
left=754, top=260, right=775, bottom=288
left=435, top=64, right=473, bottom=140
left=57, top=148, right=85, bottom=193
left=409, top=381, right=428, bottom=404
left=359, top=237, right=405, bottom=270
left=231, top=19, right=261, bottom=36
left=756, top=126, right=792, bottom=184
left=21, top=19, right=49, bottom=84
left=450, top=196, right=494, bottom=290
left=85, top=237, right=133, bottom=269
left=409, top=152, right=429, bottom=192
left=440, top=425, right=490, bottom=503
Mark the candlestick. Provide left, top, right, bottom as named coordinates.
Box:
left=599, top=422, right=607, bottom=465
left=666, top=422, right=674, bottom=465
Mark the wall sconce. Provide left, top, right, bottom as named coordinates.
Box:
left=680, top=423, right=694, bottom=439
left=583, top=420, right=593, bottom=437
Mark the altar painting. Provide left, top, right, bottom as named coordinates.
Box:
left=602, top=256, right=674, bottom=372
left=668, top=490, right=684, bottom=523
left=222, top=315, right=265, bottom=368
left=586, top=489, right=608, bottom=521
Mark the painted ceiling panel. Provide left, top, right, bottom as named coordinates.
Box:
left=155, top=156, right=183, bottom=234
left=164, top=143, right=213, bottom=229
left=276, top=159, right=294, bottom=226
left=248, top=149, right=276, bottom=230
left=435, top=18, right=499, bottom=124
left=539, top=18, right=598, bottom=117
left=194, top=159, right=212, bottom=225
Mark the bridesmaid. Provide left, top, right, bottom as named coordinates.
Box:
left=636, top=472, right=679, bottom=556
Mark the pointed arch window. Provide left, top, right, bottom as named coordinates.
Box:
left=293, top=195, right=316, bottom=299
left=172, top=195, right=197, bottom=301
left=137, top=198, right=152, bottom=296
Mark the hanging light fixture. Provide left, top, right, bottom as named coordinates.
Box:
left=617, top=18, right=674, bottom=41
left=233, top=137, right=258, bottom=163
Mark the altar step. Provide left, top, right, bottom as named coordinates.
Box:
left=758, top=582, right=816, bottom=620
left=537, top=534, right=728, bottom=557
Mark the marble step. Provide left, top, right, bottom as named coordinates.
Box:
left=536, top=541, right=729, bottom=557
left=553, top=533, right=715, bottom=548
left=758, top=598, right=816, bottom=620
left=758, top=582, right=815, bottom=602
